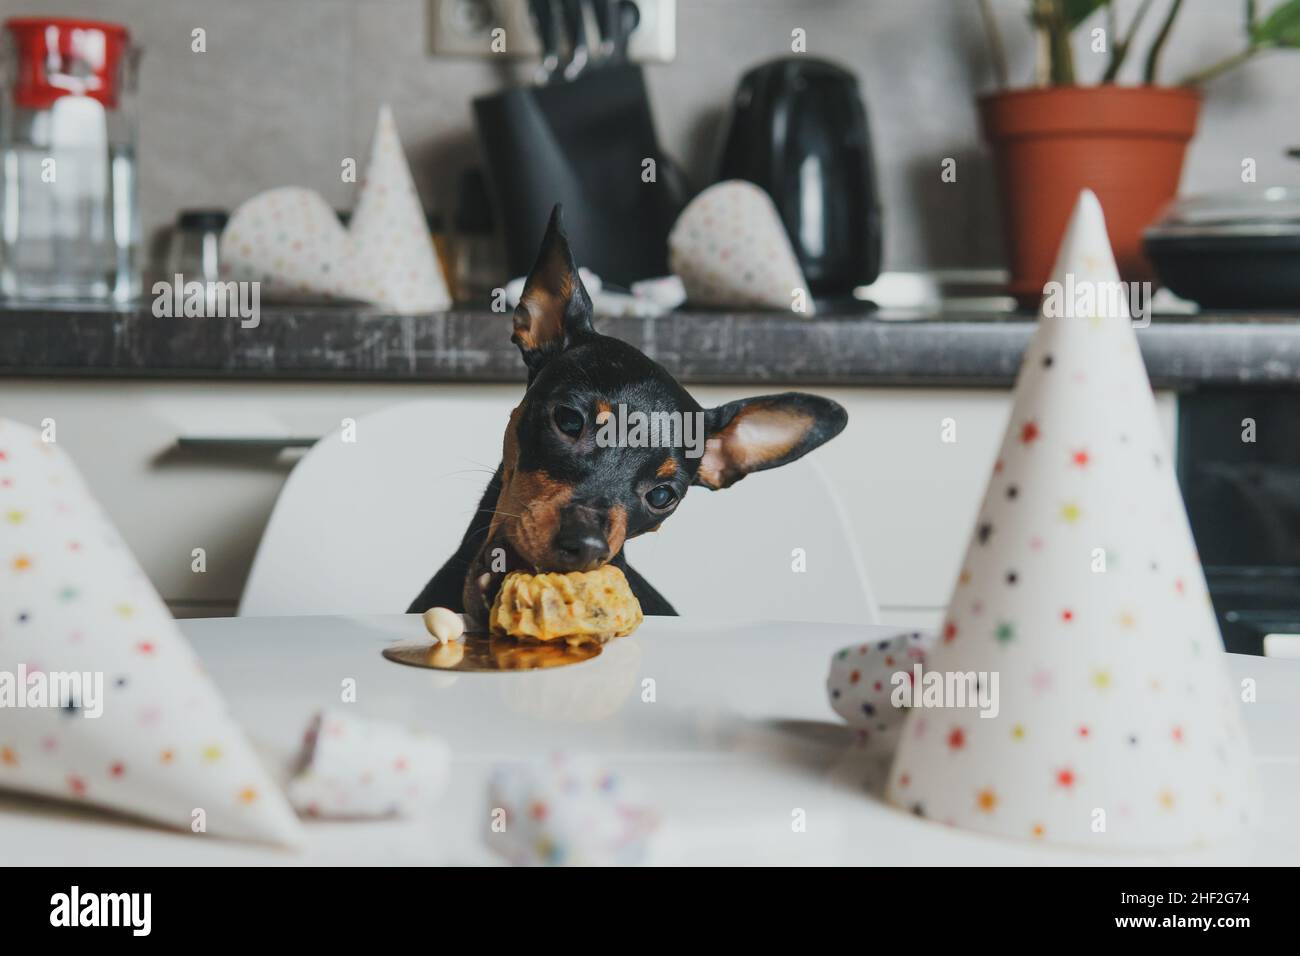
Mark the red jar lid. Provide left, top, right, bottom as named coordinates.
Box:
left=4, top=17, right=132, bottom=110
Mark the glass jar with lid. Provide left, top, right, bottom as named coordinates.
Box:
left=0, top=17, right=141, bottom=302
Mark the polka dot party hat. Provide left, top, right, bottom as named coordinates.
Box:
left=886, top=191, right=1253, bottom=849
left=668, top=180, right=814, bottom=314
left=0, top=419, right=303, bottom=845
left=221, top=104, right=451, bottom=313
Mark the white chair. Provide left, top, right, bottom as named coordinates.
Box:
left=239, top=399, right=878, bottom=624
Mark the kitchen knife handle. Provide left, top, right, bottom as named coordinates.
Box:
left=529, top=0, right=561, bottom=83
left=592, top=0, right=616, bottom=60
left=560, top=0, right=589, bottom=80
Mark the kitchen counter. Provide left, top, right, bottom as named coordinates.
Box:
left=3, top=302, right=1300, bottom=389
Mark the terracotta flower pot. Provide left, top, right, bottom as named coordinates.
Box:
left=979, top=85, right=1201, bottom=306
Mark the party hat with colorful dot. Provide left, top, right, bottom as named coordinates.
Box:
left=221, top=105, right=451, bottom=313
left=0, top=419, right=303, bottom=846
left=886, top=191, right=1253, bottom=849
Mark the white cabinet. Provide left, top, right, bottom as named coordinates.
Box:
left=693, top=386, right=1176, bottom=628
left=0, top=380, right=1176, bottom=624
left=0, top=381, right=480, bottom=615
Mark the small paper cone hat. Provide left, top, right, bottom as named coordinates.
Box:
left=287, top=709, right=450, bottom=819
left=222, top=105, right=451, bottom=313
left=347, top=105, right=451, bottom=312
left=0, top=419, right=303, bottom=845
left=668, top=180, right=814, bottom=314
left=885, top=192, right=1253, bottom=849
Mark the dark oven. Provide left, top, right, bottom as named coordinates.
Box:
left=1179, top=387, right=1300, bottom=656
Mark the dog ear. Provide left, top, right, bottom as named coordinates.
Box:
left=512, top=204, right=595, bottom=374
left=693, top=393, right=847, bottom=490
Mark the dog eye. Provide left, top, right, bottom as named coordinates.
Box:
left=553, top=405, right=585, bottom=438
left=645, top=484, right=677, bottom=510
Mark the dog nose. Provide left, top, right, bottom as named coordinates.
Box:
left=553, top=528, right=610, bottom=571
left=553, top=504, right=613, bottom=572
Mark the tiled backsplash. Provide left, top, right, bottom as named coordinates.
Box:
left=3, top=0, right=1297, bottom=270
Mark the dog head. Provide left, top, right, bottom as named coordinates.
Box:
left=464, top=205, right=847, bottom=617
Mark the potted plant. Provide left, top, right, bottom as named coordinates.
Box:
left=977, top=0, right=1300, bottom=304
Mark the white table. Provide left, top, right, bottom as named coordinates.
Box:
left=2, top=615, right=1298, bottom=865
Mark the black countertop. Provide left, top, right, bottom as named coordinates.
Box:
left=4, top=303, right=1300, bottom=390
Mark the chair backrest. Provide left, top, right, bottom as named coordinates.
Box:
left=239, top=396, right=509, bottom=617
left=239, top=398, right=878, bottom=624
left=622, top=455, right=878, bottom=624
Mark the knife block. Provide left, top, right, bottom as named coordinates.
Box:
left=473, top=65, right=685, bottom=287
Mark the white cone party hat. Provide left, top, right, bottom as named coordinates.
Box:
left=0, top=419, right=303, bottom=845
left=222, top=105, right=451, bottom=313
left=668, top=180, right=814, bottom=314
left=886, top=192, right=1253, bottom=849
left=345, top=105, right=451, bottom=312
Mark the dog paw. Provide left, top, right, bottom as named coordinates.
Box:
left=461, top=568, right=499, bottom=630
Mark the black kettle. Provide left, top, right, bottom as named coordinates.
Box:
left=716, top=57, right=882, bottom=305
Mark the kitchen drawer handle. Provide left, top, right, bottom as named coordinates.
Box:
left=175, top=436, right=319, bottom=451
left=1264, top=633, right=1300, bottom=658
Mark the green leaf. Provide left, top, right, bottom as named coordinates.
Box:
left=1063, top=0, right=1109, bottom=27
left=1252, top=0, right=1300, bottom=46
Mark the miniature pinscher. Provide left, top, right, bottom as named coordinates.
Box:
left=409, top=205, right=848, bottom=625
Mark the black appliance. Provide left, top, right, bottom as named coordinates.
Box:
left=1144, top=187, right=1300, bottom=310
left=716, top=56, right=882, bottom=307
left=1179, top=388, right=1300, bottom=655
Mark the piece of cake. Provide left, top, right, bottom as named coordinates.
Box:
left=489, top=566, right=643, bottom=644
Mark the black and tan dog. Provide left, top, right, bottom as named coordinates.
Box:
left=409, top=206, right=847, bottom=625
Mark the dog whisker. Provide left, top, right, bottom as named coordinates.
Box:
left=452, top=455, right=500, bottom=472
left=435, top=468, right=498, bottom=480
